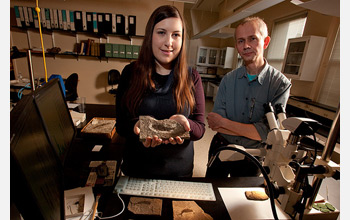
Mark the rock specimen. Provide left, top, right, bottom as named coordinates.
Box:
left=139, top=115, right=190, bottom=142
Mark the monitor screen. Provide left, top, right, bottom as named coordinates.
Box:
left=10, top=95, right=65, bottom=220
left=34, top=78, right=76, bottom=164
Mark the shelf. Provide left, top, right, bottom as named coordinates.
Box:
left=10, top=26, right=144, bottom=40
left=19, top=49, right=137, bottom=61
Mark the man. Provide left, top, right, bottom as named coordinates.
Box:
left=205, top=17, right=292, bottom=177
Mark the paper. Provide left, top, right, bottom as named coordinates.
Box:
left=67, top=102, right=80, bottom=109
left=64, top=187, right=95, bottom=220
left=218, top=187, right=291, bottom=220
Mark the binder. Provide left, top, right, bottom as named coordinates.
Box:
left=111, top=14, right=116, bottom=33
left=119, top=44, right=126, bottom=58
left=17, top=6, right=26, bottom=27
left=128, top=15, right=136, bottom=36
left=125, top=45, right=133, bottom=59
left=53, top=9, right=59, bottom=29
left=14, top=6, right=22, bottom=27
left=40, top=7, right=46, bottom=28
left=97, top=13, right=105, bottom=33
left=66, top=9, right=70, bottom=30
left=62, top=10, right=67, bottom=30
left=69, top=11, right=75, bottom=31
left=92, top=12, right=98, bottom=33
left=104, top=43, right=112, bottom=57
left=58, top=9, right=63, bottom=29
left=50, top=8, right=55, bottom=29
left=116, top=14, right=125, bottom=35
left=112, top=44, right=119, bottom=58
left=32, top=8, right=39, bottom=28
left=28, top=7, right=35, bottom=28
left=82, top=11, right=87, bottom=31
left=104, top=13, right=112, bottom=34
left=45, top=8, right=51, bottom=29
left=132, top=45, right=140, bottom=59
left=23, top=6, right=30, bottom=27
left=74, top=11, right=83, bottom=31
left=86, top=12, right=93, bottom=32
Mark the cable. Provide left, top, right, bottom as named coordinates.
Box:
left=17, top=83, right=31, bottom=99
left=35, top=0, right=48, bottom=82
left=96, top=192, right=125, bottom=219
left=208, top=146, right=279, bottom=220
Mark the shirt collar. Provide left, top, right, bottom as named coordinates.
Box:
left=239, top=59, right=269, bottom=85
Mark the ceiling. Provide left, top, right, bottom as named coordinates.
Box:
left=184, top=0, right=223, bottom=12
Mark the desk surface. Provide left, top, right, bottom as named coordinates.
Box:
left=64, top=104, right=266, bottom=220
left=99, top=177, right=265, bottom=220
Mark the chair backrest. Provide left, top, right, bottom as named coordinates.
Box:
left=65, top=73, right=78, bottom=101
left=108, top=69, right=121, bottom=86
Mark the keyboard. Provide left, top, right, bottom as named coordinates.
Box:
left=113, top=176, right=216, bottom=201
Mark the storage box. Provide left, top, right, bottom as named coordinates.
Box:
left=81, top=117, right=116, bottom=139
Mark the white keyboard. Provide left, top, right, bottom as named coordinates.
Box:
left=113, top=176, right=216, bottom=201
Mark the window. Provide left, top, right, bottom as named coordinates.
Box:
left=317, top=29, right=340, bottom=108
left=267, top=13, right=307, bottom=70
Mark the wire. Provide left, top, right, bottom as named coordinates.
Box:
left=96, top=192, right=125, bottom=219
left=17, top=83, right=31, bottom=99
left=209, top=146, right=279, bottom=220
left=35, top=0, right=48, bottom=82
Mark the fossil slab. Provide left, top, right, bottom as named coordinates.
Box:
left=139, top=115, right=190, bottom=142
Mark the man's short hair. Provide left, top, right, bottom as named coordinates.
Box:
left=234, top=17, right=268, bottom=42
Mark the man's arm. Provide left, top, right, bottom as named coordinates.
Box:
left=207, top=112, right=261, bottom=141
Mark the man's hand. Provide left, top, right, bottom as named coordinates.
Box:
left=207, top=112, right=224, bottom=131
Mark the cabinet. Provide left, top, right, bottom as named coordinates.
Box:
left=196, top=47, right=219, bottom=66
left=282, top=36, right=326, bottom=81
left=218, top=47, right=234, bottom=69
left=196, top=46, right=235, bottom=68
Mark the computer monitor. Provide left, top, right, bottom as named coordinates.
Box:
left=10, top=94, right=65, bottom=220
left=33, top=78, right=76, bottom=165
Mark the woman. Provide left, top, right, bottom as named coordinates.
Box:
left=115, top=5, right=205, bottom=179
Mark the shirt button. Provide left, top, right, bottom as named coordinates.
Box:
left=242, top=113, right=245, bottom=115
left=246, top=97, right=248, bottom=100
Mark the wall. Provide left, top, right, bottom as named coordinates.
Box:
left=10, top=0, right=184, bottom=105
left=186, top=1, right=339, bottom=102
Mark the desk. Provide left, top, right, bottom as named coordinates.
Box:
left=64, top=104, right=265, bottom=220
left=99, top=177, right=265, bottom=220
left=64, top=104, right=123, bottom=190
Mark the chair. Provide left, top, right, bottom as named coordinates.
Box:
left=108, top=69, right=120, bottom=95
left=65, top=73, right=78, bottom=101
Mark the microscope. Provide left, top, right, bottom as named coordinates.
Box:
left=263, top=102, right=340, bottom=219
left=208, top=102, right=340, bottom=219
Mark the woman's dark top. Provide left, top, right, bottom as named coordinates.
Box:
left=115, top=62, right=205, bottom=178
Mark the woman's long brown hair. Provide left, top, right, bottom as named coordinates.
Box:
left=123, top=5, right=194, bottom=117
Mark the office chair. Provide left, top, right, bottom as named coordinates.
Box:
left=65, top=73, right=79, bottom=101
left=108, top=69, right=120, bottom=95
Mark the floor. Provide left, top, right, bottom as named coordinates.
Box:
left=193, top=98, right=340, bottom=218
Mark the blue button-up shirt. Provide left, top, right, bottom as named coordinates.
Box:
left=213, top=61, right=291, bottom=148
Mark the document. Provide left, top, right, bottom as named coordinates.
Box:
left=218, top=187, right=291, bottom=219
left=64, top=187, right=96, bottom=220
